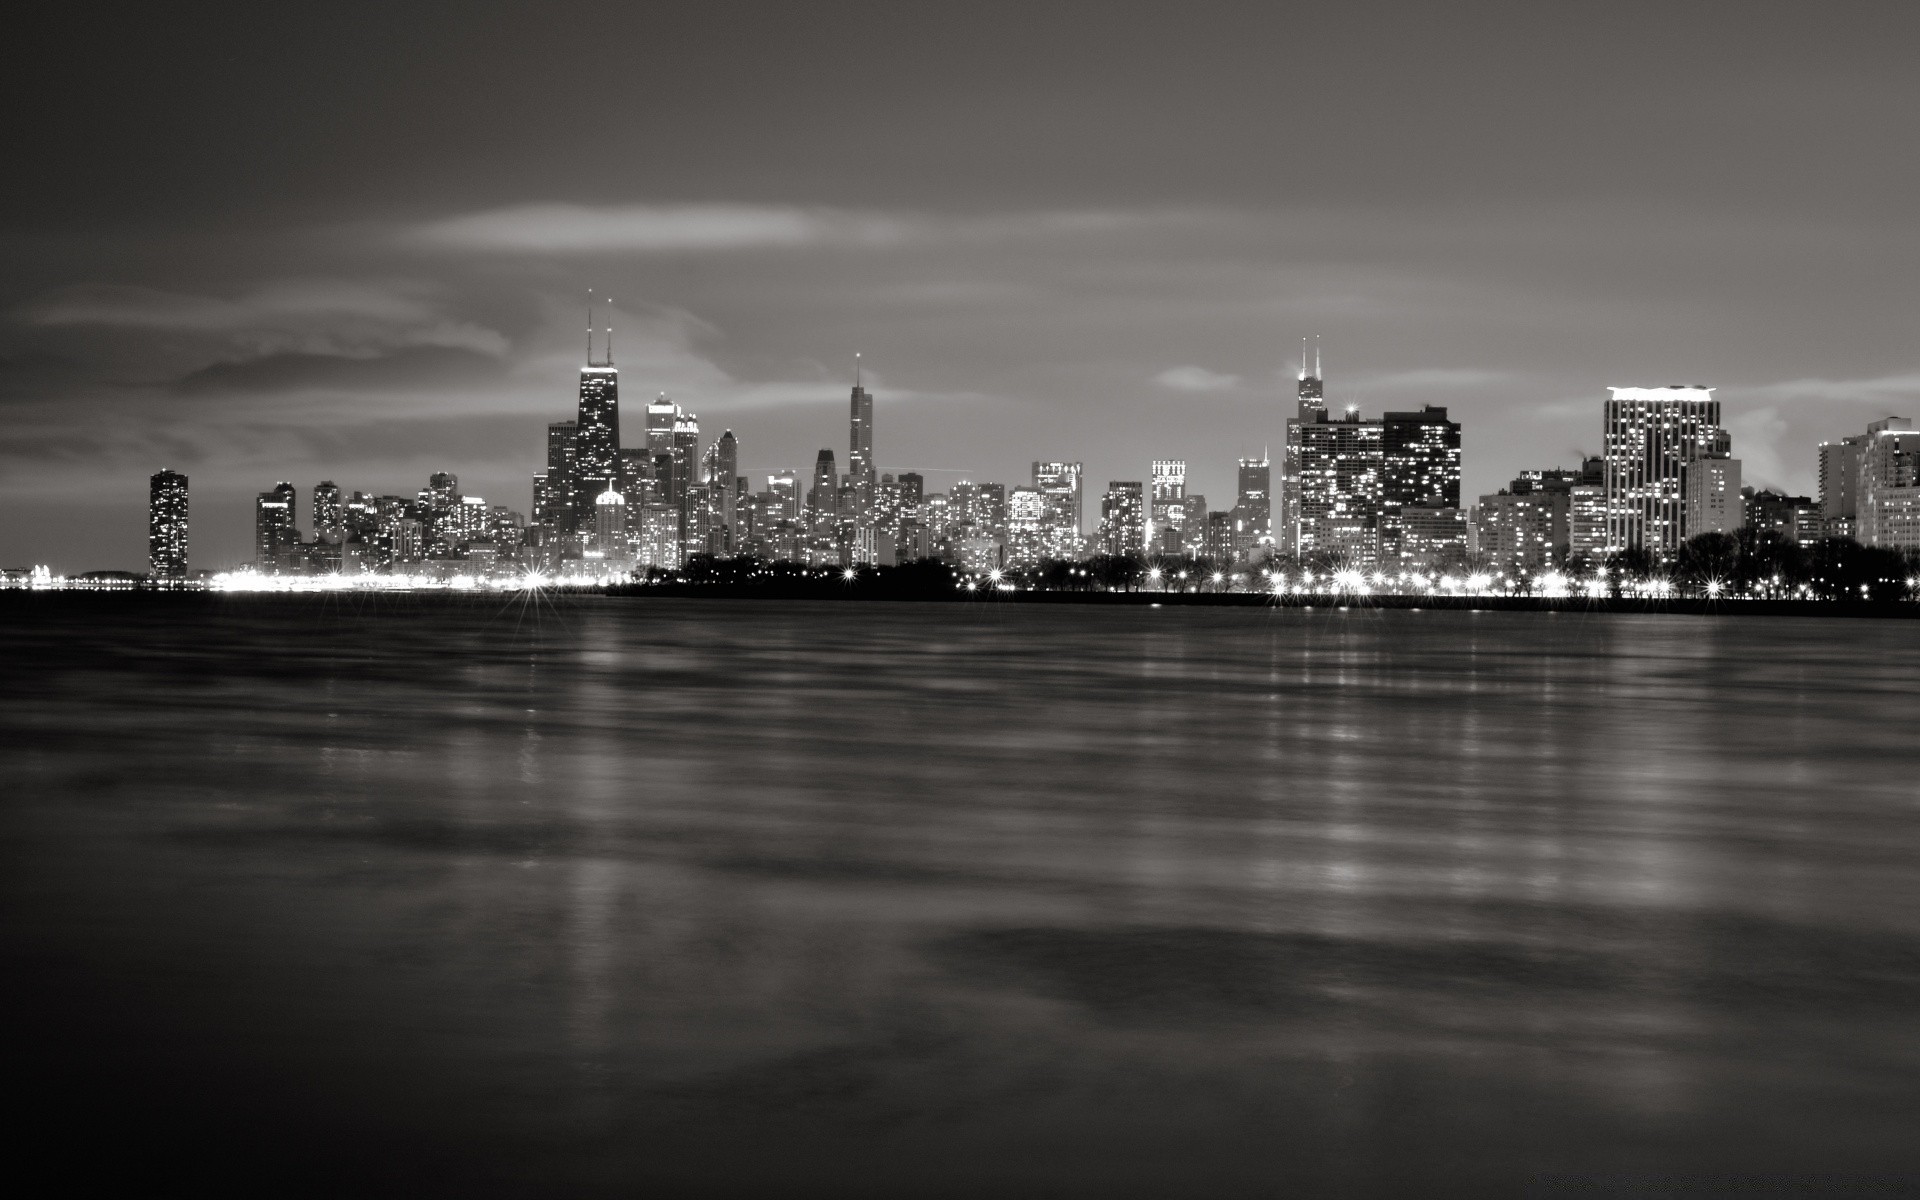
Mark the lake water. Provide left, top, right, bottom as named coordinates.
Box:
left=4, top=596, right=1919, bottom=1196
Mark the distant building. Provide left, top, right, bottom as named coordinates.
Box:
left=1398, top=506, right=1467, bottom=571
left=1744, top=488, right=1820, bottom=543
left=312, top=481, right=344, bottom=545
left=593, top=488, right=627, bottom=559
left=1682, top=456, right=1743, bottom=538
left=1149, top=459, right=1186, bottom=555
left=848, top=371, right=875, bottom=511
left=254, top=482, right=298, bottom=570
left=1232, top=457, right=1271, bottom=560
left=1602, top=386, right=1725, bottom=560
left=1100, top=481, right=1146, bottom=557
left=148, top=469, right=188, bottom=580
left=1857, top=417, right=1920, bottom=550
left=1005, top=486, right=1047, bottom=568
left=809, top=449, right=838, bottom=529
left=1381, top=406, right=1461, bottom=563
left=1819, top=434, right=1868, bottom=540
left=1032, top=461, right=1084, bottom=560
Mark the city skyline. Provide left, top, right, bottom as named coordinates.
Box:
left=9, top=4, right=1920, bottom=570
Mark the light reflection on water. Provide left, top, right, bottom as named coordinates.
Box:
left=4, top=596, right=1920, bottom=1196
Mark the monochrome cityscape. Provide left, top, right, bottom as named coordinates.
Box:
left=14, top=326, right=1920, bottom=600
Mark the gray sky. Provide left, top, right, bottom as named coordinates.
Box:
left=5, top=0, right=1920, bottom=570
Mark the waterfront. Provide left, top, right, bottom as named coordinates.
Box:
left=5, top=597, right=1920, bottom=1196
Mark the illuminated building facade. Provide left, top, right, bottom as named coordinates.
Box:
left=1232, top=457, right=1270, bottom=559
left=1398, top=506, right=1467, bottom=570
left=1295, top=410, right=1383, bottom=567
left=254, top=482, right=297, bottom=569
left=1602, top=386, right=1724, bottom=560
left=1857, top=417, right=1920, bottom=550
left=1149, top=459, right=1186, bottom=555
left=1279, top=337, right=1326, bottom=553
left=1005, top=486, right=1047, bottom=568
left=312, top=481, right=344, bottom=545
left=148, top=469, right=188, bottom=580
left=1099, top=481, right=1146, bottom=557
left=1032, top=460, right=1083, bottom=560
left=1381, top=406, right=1461, bottom=562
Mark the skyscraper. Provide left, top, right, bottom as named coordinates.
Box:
left=1602, top=386, right=1724, bottom=560
left=1232, top=457, right=1271, bottom=559
left=1032, top=461, right=1083, bottom=559
left=1818, top=434, right=1868, bottom=541
left=849, top=358, right=874, bottom=499
left=1150, top=459, right=1186, bottom=554
left=809, top=449, right=838, bottom=527
left=1280, top=336, right=1326, bottom=554
left=1099, top=482, right=1146, bottom=557
left=148, top=469, right=188, bottom=580
left=1856, top=417, right=1920, bottom=550
left=254, top=482, right=297, bottom=570
left=574, top=308, right=619, bottom=516
left=1296, top=407, right=1384, bottom=567
left=312, top=481, right=344, bottom=545
left=543, top=419, right=578, bottom=538
left=1381, top=406, right=1461, bottom=562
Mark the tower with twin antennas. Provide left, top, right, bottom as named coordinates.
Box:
left=573, top=290, right=621, bottom=524
left=848, top=352, right=875, bottom=504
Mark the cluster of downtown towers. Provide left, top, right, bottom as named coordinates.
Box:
left=142, top=334, right=1920, bottom=582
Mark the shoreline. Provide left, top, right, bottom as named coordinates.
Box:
left=10, top=586, right=1919, bottom=620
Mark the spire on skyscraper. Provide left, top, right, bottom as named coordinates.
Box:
left=606, top=298, right=613, bottom=366
left=587, top=289, right=595, bottom=364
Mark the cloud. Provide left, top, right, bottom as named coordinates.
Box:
left=408, top=203, right=910, bottom=254
left=402, top=202, right=1188, bottom=255
left=1361, top=368, right=1514, bottom=391
left=1742, top=373, right=1920, bottom=410
left=23, top=280, right=509, bottom=359
left=1154, top=365, right=1240, bottom=392
left=1724, top=405, right=1792, bottom=492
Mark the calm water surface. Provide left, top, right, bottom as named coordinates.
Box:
left=4, top=596, right=1920, bottom=1196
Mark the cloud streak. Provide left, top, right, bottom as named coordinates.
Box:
left=403, top=202, right=1189, bottom=255
left=1154, top=365, right=1240, bottom=392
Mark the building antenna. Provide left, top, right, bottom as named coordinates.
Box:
left=1300, top=336, right=1308, bottom=381
left=855, top=351, right=862, bottom=388
left=1315, top=335, right=1322, bottom=380
left=606, top=298, right=613, bottom=366
left=587, top=289, right=595, bottom=364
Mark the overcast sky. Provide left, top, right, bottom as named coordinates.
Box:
left=5, top=0, right=1920, bottom=570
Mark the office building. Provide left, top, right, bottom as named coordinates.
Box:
left=1232, top=457, right=1271, bottom=560
left=255, top=482, right=298, bottom=570
left=148, top=469, right=188, bottom=580
left=1381, top=406, right=1461, bottom=563
left=1099, top=482, right=1146, bottom=557
left=1150, top=459, right=1187, bottom=555
left=1032, top=461, right=1084, bottom=560
left=1857, top=417, right=1920, bottom=550
left=1745, top=489, right=1821, bottom=543
left=1683, top=456, right=1743, bottom=538
left=1602, top=386, right=1725, bottom=560
left=312, top=481, right=344, bottom=545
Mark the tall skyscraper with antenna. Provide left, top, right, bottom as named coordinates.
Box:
left=574, top=292, right=620, bottom=524
left=848, top=354, right=875, bottom=512
left=1280, top=336, right=1325, bottom=554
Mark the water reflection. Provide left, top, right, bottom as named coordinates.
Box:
left=3, top=597, right=1920, bottom=1195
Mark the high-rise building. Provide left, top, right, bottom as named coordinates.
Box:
left=1099, top=482, right=1146, bottom=557
left=1818, top=434, right=1868, bottom=541
left=575, top=344, right=620, bottom=515
left=769, top=470, right=801, bottom=523
left=1602, top=386, right=1725, bottom=560
left=1381, top=406, right=1461, bottom=562
left=593, top=488, right=627, bottom=559
left=849, top=361, right=875, bottom=506
left=702, top=430, right=739, bottom=555
left=148, top=469, right=188, bottom=580
left=1279, top=336, right=1327, bottom=552
left=1032, top=461, right=1083, bottom=560
left=809, top=450, right=838, bottom=528
left=1683, top=456, right=1743, bottom=538
left=1005, top=486, right=1047, bottom=568
left=1295, top=408, right=1384, bottom=567
left=543, top=419, right=578, bottom=537
left=1399, top=506, right=1467, bottom=571
left=1232, top=457, right=1271, bottom=560
left=1857, top=417, right=1920, bottom=550
left=950, top=481, right=1007, bottom=544
left=254, top=482, right=298, bottom=570
left=1149, top=459, right=1186, bottom=554
left=312, top=481, right=344, bottom=545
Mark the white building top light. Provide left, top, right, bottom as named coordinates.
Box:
left=1607, top=386, right=1715, bottom=401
